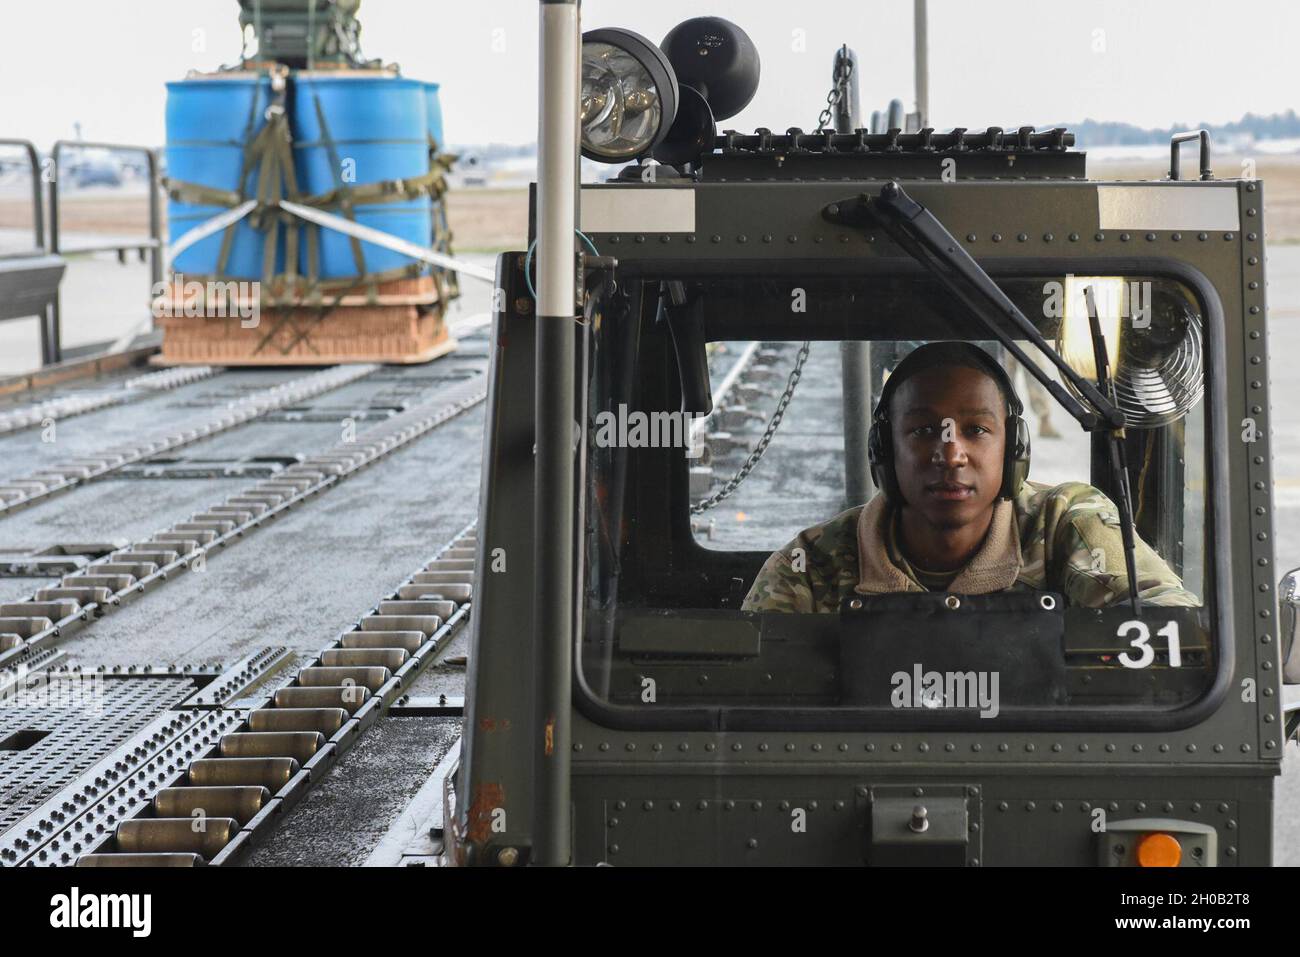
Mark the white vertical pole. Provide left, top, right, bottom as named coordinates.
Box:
left=914, top=0, right=929, bottom=127
left=533, top=0, right=580, bottom=867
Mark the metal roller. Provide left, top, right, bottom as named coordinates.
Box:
left=77, top=853, right=204, bottom=867
left=378, top=599, right=454, bottom=617
left=295, top=665, right=390, bottom=691
left=0, top=600, right=80, bottom=618
left=116, top=817, right=239, bottom=857
left=62, top=574, right=134, bottom=591
left=341, top=630, right=424, bottom=653
left=229, top=494, right=279, bottom=509
left=320, top=647, right=409, bottom=669
left=219, top=731, right=325, bottom=762
left=426, top=559, right=473, bottom=571
left=360, top=615, right=440, bottom=636
left=398, top=582, right=471, bottom=602
left=95, top=562, right=158, bottom=577
left=188, top=756, right=300, bottom=789
left=273, top=685, right=371, bottom=712
left=154, top=532, right=208, bottom=547
left=412, top=570, right=473, bottom=583
left=248, top=707, right=348, bottom=734
left=154, top=786, right=269, bottom=824
left=116, top=549, right=179, bottom=565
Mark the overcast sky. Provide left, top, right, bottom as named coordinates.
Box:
left=1, top=0, right=1296, bottom=148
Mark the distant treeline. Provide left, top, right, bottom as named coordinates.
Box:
left=447, top=141, right=537, bottom=159
left=453, top=110, right=1300, bottom=156
left=1065, top=110, right=1300, bottom=146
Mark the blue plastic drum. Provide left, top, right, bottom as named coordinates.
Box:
left=291, top=74, right=432, bottom=281
left=165, top=74, right=283, bottom=279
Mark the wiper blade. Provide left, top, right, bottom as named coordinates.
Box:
left=1085, top=287, right=1143, bottom=615
left=823, top=181, right=1126, bottom=432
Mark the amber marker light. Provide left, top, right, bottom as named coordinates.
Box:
left=1135, top=832, right=1182, bottom=867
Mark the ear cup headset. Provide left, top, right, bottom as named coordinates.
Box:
left=866, top=342, right=1031, bottom=504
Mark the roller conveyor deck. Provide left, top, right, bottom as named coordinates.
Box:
left=0, top=321, right=491, bottom=866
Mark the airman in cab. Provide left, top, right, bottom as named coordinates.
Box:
left=742, top=342, right=1198, bottom=613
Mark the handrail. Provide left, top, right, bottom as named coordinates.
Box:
left=60, top=238, right=161, bottom=257
left=47, top=140, right=164, bottom=364
left=1169, top=129, right=1213, bottom=181
left=0, top=138, right=45, bottom=251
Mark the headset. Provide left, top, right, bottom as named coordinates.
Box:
left=866, top=342, right=1031, bottom=504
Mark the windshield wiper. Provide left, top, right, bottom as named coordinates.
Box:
left=825, top=182, right=1125, bottom=432
left=1085, top=287, right=1143, bottom=615
left=825, top=181, right=1142, bottom=612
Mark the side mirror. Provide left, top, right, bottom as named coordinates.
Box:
left=1282, top=567, right=1300, bottom=684
left=1281, top=569, right=1300, bottom=742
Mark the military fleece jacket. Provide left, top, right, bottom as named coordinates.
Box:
left=741, top=480, right=1198, bottom=613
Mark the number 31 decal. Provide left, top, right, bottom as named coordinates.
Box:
left=1117, top=620, right=1182, bottom=669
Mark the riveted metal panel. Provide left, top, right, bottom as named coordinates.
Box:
left=571, top=769, right=1272, bottom=865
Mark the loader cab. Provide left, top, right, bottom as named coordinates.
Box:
left=455, top=14, right=1283, bottom=867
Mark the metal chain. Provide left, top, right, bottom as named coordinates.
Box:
left=814, top=55, right=853, bottom=132
left=692, top=57, right=845, bottom=513
left=691, top=341, right=813, bottom=515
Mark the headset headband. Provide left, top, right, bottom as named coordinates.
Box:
left=872, top=341, right=1023, bottom=423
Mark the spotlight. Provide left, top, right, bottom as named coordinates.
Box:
left=580, top=28, right=679, bottom=163
left=660, top=16, right=760, bottom=122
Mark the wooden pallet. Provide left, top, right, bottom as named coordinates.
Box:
left=150, top=335, right=457, bottom=367
left=156, top=274, right=457, bottom=366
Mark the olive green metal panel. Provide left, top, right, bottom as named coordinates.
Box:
left=571, top=770, right=1272, bottom=865
left=457, top=253, right=539, bottom=866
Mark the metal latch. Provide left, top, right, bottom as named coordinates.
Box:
left=863, top=784, right=979, bottom=866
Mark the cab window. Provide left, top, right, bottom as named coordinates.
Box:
left=579, top=272, right=1214, bottom=722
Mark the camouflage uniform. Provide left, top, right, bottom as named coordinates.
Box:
left=741, top=480, right=1199, bottom=613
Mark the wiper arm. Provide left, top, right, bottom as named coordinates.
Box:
left=823, top=181, right=1125, bottom=432
left=1085, top=287, right=1143, bottom=615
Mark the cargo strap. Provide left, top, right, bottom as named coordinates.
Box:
left=307, top=91, right=371, bottom=298
left=279, top=201, right=494, bottom=281
left=216, top=72, right=271, bottom=281
left=249, top=99, right=306, bottom=304
left=164, top=168, right=448, bottom=214
left=297, top=164, right=449, bottom=207
left=427, top=136, right=459, bottom=302
left=166, top=200, right=258, bottom=265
